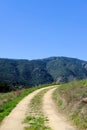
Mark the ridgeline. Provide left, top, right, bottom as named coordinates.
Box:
left=0, top=56, right=87, bottom=89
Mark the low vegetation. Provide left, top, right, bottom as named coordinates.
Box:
left=24, top=88, right=52, bottom=130
left=0, top=84, right=53, bottom=122
left=53, top=80, right=87, bottom=130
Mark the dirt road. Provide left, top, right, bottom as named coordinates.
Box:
left=0, top=86, right=76, bottom=130
left=0, top=87, right=51, bottom=130
left=43, top=88, right=76, bottom=130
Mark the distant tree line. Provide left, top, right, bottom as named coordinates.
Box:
left=0, top=82, right=11, bottom=93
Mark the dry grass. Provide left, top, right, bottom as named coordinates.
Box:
left=53, top=80, right=87, bottom=130
left=0, top=89, right=25, bottom=106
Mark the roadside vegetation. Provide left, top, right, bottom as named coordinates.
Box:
left=24, top=88, right=52, bottom=130
left=0, top=84, right=54, bottom=122
left=53, top=80, right=87, bottom=130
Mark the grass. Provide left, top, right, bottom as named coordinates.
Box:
left=0, top=84, right=54, bottom=122
left=24, top=88, right=52, bottom=130
left=53, top=80, right=87, bottom=130
left=25, top=116, right=50, bottom=130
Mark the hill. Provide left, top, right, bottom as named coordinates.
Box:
left=53, top=80, right=87, bottom=129
left=0, top=57, right=87, bottom=88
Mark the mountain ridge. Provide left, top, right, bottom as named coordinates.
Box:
left=0, top=56, right=87, bottom=87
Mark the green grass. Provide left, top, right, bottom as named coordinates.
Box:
left=0, top=84, right=54, bottom=122
left=57, top=99, right=63, bottom=106
left=24, top=88, right=52, bottom=130
left=25, top=116, right=50, bottom=130
left=53, top=80, right=87, bottom=130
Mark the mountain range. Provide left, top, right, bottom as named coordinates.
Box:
left=0, top=56, right=87, bottom=87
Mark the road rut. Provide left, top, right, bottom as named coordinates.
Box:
left=43, top=88, right=76, bottom=130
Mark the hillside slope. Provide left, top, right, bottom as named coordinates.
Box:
left=0, top=57, right=87, bottom=87
left=53, top=80, right=87, bottom=130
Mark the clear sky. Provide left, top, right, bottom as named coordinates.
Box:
left=0, top=0, right=87, bottom=60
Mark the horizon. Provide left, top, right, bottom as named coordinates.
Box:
left=0, top=1, right=87, bottom=61
left=0, top=55, right=87, bottom=62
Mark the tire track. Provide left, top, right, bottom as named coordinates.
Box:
left=43, top=88, right=76, bottom=130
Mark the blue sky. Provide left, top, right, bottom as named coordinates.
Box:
left=0, top=0, right=87, bottom=60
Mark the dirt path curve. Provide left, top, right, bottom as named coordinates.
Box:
left=0, top=86, right=52, bottom=130
left=43, top=88, right=76, bottom=130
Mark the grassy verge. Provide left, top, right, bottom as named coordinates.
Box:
left=0, top=84, right=54, bottom=122
left=53, top=80, right=87, bottom=130
left=24, top=88, right=52, bottom=130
